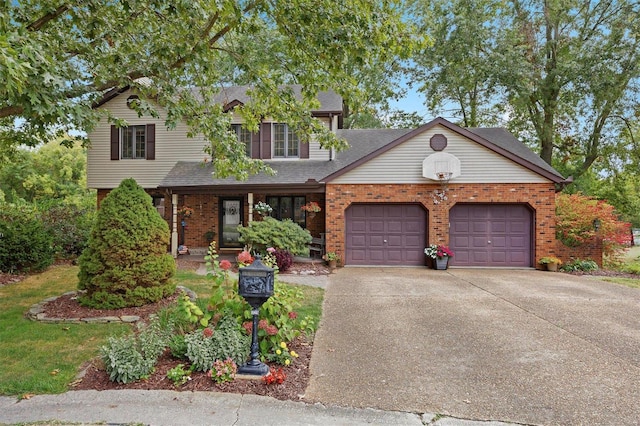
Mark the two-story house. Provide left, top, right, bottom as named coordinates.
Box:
left=88, top=85, right=567, bottom=268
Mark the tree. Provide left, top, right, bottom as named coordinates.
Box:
left=411, top=0, right=640, bottom=177
left=77, top=178, right=176, bottom=309
left=0, top=137, right=93, bottom=204
left=556, top=193, right=631, bottom=263
left=410, top=0, right=505, bottom=127
left=1, top=1, right=416, bottom=178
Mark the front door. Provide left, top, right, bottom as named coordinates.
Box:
left=220, top=198, right=243, bottom=248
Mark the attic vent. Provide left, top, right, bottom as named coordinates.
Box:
left=126, top=95, right=140, bottom=109
left=430, top=134, right=447, bottom=151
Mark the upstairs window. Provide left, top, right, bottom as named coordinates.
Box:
left=121, top=125, right=146, bottom=159
left=231, top=124, right=252, bottom=157
left=110, top=124, right=155, bottom=161
left=273, top=123, right=299, bottom=158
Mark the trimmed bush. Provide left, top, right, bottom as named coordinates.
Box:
left=0, top=204, right=54, bottom=273
left=237, top=216, right=311, bottom=256
left=77, top=178, right=176, bottom=309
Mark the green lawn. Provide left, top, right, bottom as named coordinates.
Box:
left=600, top=246, right=640, bottom=289
left=0, top=265, right=323, bottom=398
left=0, top=266, right=129, bottom=397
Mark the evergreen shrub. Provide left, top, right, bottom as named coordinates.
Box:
left=77, top=178, right=176, bottom=308
left=237, top=216, right=311, bottom=256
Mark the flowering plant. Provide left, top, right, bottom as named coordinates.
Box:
left=301, top=201, right=321, bottom=213
left=263, top=367, right=286, bottom=385
left=207, top=358, right=237, bottom=384
left=178, top=206, right=194, bottom=217
left=538, top=256, right=562, bottom=265
left=253, top=201, right=273, bottom=216
left=265, top=341, right=299, bottom=366
left=424, top=244, right=454, bottom=259
left=237, top=250, right=254, bottom=267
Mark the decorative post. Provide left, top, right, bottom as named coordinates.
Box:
left=237, top=255, right=275, bottom=375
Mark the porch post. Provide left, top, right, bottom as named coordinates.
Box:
left=171, top=194, right=178, bottom=258
left=248, top=192, right=254, bottom=222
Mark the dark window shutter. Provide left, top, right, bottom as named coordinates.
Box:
left=300, top=140, right=309, bottom=159
left=261, top=123, right=271, bottom=159
left=110, top=125, right=119, bottom=160
left=146, top=124, right=155, bottom=160
left=251, top=130, right=260, bottom=159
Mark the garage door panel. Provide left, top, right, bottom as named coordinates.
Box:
left=346, top=204, right=427, bottom=266
left=451, top=204, right=532, bottom=267
left=349, top=235, right=366, bottom=247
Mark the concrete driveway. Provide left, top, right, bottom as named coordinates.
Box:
left=305, top=268, right=640, bottom=425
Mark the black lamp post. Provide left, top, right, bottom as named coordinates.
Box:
left=237, top=255, right=274, bottom=376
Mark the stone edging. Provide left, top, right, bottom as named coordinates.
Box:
left=26, top=286, right=196, bottom=324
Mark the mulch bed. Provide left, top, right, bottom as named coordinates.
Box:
left=31, top=258, right=317, bottom=401
left=72, top=337, right=312, bottom=401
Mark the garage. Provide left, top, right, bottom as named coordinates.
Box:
left=345, top=203, right=427, bottom=266
left=449, top=204, right=533, bottom=267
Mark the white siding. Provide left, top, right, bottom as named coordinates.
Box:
left=331, top=125, right=549, bottom=184
left=87, top=89, right=209, bottom=189
left=88, top=93, right=334, bottom=188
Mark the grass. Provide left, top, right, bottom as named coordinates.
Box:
left=0, top=266, right=129, bottom=397
left=0, top=265, right=324, bottom=397
left=599, top=246, right=640, bottom=289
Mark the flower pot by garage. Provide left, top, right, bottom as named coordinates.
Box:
left=327, top=259, right=337, bottom=270
left=546, top=262, right=559, bottom=272
left=435, top=256, right=449, bottom=270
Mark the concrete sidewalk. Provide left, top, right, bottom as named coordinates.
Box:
left=0, top=389, right=519, bottom=426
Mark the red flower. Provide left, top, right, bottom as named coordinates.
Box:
left=203, top=327, right=213, bottom=338
left=263, top=367, right=286, bottom=385
left=288, top=311, right=298, bottom=320
left=258, top=319, right=268, bottom=330
left=242, top=322, right=252, bottom=333
left=266, top=325, right=279, bottom=336
left=219, top=259, right=232, bottom=270
left=237, top=250, right=254, bottom=264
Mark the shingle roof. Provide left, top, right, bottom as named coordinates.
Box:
left=210, top=85, right=343, bottom=113
left=158, top=118, right=566, bottom=189
left=158, top=129, right=407, bottom=189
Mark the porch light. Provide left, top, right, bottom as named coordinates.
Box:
left=593, top=218, right=601, bottom=232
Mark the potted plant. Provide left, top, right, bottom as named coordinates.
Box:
left=301, top=201, right=321, bottom=219
left=424, top=244, right=454, bottom=270
left=323, top=251, right=339, bottom=270
left=204, top=230, right=216, bottom=242
left=253, top=201, right=273, bottom=216
left=539, top=256, right=562, bottom=272
left=177, top=206, right=194, bottom=218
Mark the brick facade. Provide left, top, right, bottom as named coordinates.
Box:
left=557, top=237, right=603, bottom=267
left=97, top=189, right=325, bottom=253
left=325, top=182, right=559, bottom=268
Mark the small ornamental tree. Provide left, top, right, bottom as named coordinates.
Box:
left=77, top=178, right=176, bottom=308
left=556, top=193, right=632, bottom=263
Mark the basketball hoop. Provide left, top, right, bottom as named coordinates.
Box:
left=433, top=171, right=453, bottom=205
left=435, top=171, right=453, bottom=183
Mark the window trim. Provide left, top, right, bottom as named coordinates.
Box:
left=231, top=124, right=252, bottom=157
left=110, top=124, right=155, bottom=161
left=272, top=123, right=300, bottom=158
left=121, top=125, right=147, bottom=159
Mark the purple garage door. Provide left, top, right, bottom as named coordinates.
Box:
left=345, top=204, right=427, bottom=266
left=449, top=204, right=533, bottom=267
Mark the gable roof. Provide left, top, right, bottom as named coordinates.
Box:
left=323, top=117, right=566, bottom=184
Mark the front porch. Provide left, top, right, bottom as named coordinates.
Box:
left=162, top=191, right=326, bottom=258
